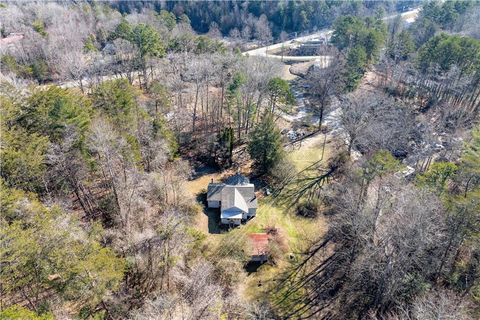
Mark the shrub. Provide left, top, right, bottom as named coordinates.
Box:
left=296, top=198, right=321, bottom=218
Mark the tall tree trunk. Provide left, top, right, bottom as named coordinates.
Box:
left=142, top=57, right=149, bottom=89
left=318, top=102, right=325, bottom=129
left=206, top=78, right=210, bottom=133
left=193, top=82, right=199, bottom=133
left=436, top=211, right=466, bottom=280
left=237, top=97, right=242, bottom=140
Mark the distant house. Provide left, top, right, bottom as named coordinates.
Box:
left=248, top=233, right=270, bottom=263
left=207, top=174, right=257, bottom=225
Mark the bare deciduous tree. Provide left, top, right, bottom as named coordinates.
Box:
left=46, top=127, right=97, bottom=218
left=306, top=49, right=345, bottom=129
left=276, top=172, right=448, bottom=319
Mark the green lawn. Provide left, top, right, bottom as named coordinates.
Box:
left=239, top=134, right=332, bottom=301
left=288, top=134, right=329, bottom=172
left=185, top=132, right=333, bottom=303
left=186, top=133, right=332, bottom=246
left=234, top=199, right=327, bottom=303
left=238, top=200, right=325, bottom=250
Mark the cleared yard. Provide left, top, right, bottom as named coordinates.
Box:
left=182, top=62, right=335, bottom=302
left=288, top=133, right=331, bottom=171
left=241, top=200, right=327, bottom=249
left=185, top=164, right=253, bottom=235
left=185, top=132, right=332, bottom=239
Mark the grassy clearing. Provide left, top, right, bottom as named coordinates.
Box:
left=239, top=201, right=325, bottom=249
left=185, top=134, right=331, bottom=242
left=288, top=133, right=330, bottom=172
left=185, top=164, right=253, bottom=236
left=185, top=131, right=333, bottom=305
left=185, top=172, right=223, bottom=196
left=246, top=135, right=332, bottom=298
left=185, top=173, right=220, bottom=236
left=232, top=199, right=327, bottom=303
left=240, top=136, right=331, bottom=302
left=185, top=133, right=332, bottom=238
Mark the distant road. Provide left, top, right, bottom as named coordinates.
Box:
left=243, top=8, right=420, bottom=62
left=53, top=8, right=420, bottom=89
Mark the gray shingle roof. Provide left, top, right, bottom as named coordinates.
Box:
left=224, top=174, right=250, bottom=186
left=234, top=185, right=257, bottom=209
left=221, top=186, right=249, bottom=212
left=207, top=176, right=257, bottom=214
left=207, top=183, right=223, bottom=201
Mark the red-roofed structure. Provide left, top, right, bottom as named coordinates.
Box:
left=249, top=233, right=270, bottom=262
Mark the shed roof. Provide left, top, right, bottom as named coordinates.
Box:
left=249, top=233, right=270, bottom=256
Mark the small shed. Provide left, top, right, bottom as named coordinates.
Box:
left=249, top=233, right=270, bottom=263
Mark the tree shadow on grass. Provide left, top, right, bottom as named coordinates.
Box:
left=191, top=165, right=218, bottom=180
left=197, top=191, right=221, bottom=234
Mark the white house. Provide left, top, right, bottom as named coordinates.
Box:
left=207, top=174, right=257, bottom=225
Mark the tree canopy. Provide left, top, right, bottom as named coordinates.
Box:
left=248, top=113, right=284, bottom=174
left=131, top=23, right=166, bottom=60
left=267, top=77, right=295, bottom=112
left=20, top=87, right=92, bottom=145
left=331, top=15, right=386, bottom=90
left=331, top=15, right=386, bottom=62
left=345, top=46, right=368, bottom=91
left=418, top=33, right=480, bottom=75
left=91, top=78, right=140, bottom=130
left=0, top=305, right=53, bottom=320
left=0, top=181, right=125, bottom=312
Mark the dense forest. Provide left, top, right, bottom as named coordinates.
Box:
left=1, top=0, right=480, bottom=319
left=109, top=0, right=421, bottom=37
